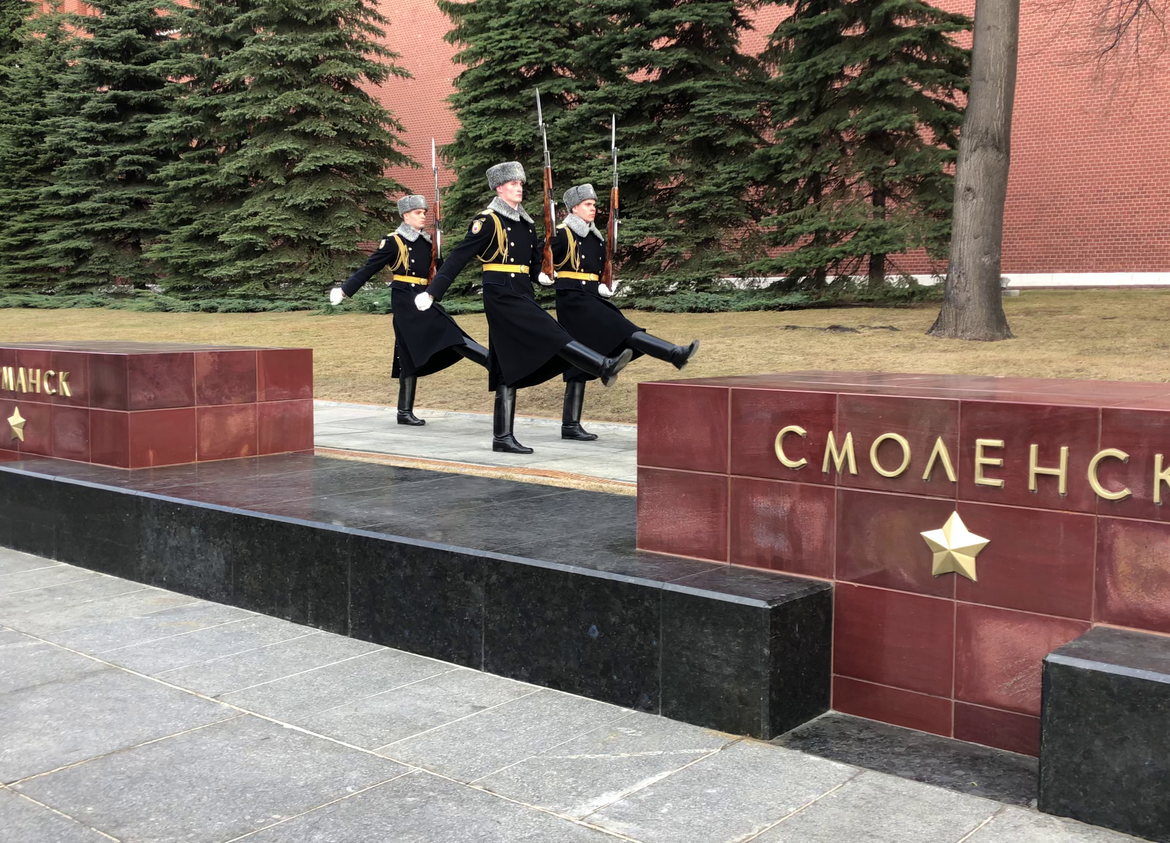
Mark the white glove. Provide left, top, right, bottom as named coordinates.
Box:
left=414, top=291, right=434, bottom=311
left=537, top=272, right=554, bottom=287
left=597, top=284, right=614, bottom=298
left=329, top=287, right=345, bottom=306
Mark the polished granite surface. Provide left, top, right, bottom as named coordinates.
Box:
left=658, top=370, right=1170, bottom=407
left=777, top=712, right=1039, bottom=807
left=0, top=340, right=277, bottom=353
left=1040, top=628, right=1170, bottom=841
left=0, top=454, right=833, bottom=737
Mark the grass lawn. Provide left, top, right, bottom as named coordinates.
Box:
left=3, top=289, right=1168, bottom=425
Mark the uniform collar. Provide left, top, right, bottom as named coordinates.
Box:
left=488, top=196, right=534, bottom=224
left=395, top=222, right=431, bottom=243
left=565, top=213, right=604, bottom=242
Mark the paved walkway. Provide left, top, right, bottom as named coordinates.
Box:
left=1, top=548, right=1146, bottom=843
left=314, top=400, right=638, bottom=486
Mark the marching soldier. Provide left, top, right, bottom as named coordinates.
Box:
left=553, top=184, right=699, bottom=440
left=331, top=195, right=489, bottom=425
left=418, top=162, right=633, bottom=454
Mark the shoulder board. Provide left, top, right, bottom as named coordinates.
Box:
left=556, top=223, right=567, bottom=230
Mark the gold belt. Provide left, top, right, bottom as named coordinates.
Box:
left=482, top=263, right=530, bottom=274
left=557, top=271, right=600, bottom=281
left=393, top=275, right=429, bottom=285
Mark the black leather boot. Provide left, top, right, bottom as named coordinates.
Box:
left=627, top=332, right=700, bottom=370
left=397, top=376, right=425, bottom=425
left=558, top=341, right=634, bottom=388
left=561, top=381, right=598, bottom=441
left=492, top=385, right=533, bottom=453
left=455, top=338, right=490, bottom=368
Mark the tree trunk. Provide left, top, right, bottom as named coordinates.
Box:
left=869, top=188, right=886, bottom=289
left=927, top=0, right=1019, bottom=340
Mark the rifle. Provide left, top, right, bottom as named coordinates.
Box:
left=600, top=116, right=619, bottom=292
left=429, top=138, right=441, bottom=283
left=535, top=88, right=556, bottom=279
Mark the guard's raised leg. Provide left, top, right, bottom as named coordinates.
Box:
left=493, top=385, right=533, bottom=454
left=558, top=341, right=633, bottom=388
left=397, top=376, right=425, bottom=426
left=454, top=338, right=490, bottom=368
left=561, top=381, right=597, bottom=441
left=626, top=332, right=700, bottom=371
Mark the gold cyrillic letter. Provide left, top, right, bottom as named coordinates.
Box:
left=822, top=431, right=857, bottom=476
left=1155, top=454, right=1170, bottom=505
left=1088, top=449, right=1131, bottom=501
left=58, top=371, right=71, bottom=397
left=975, top=439, right=1005, bottom=488
left=870, top=433, right=911, bottom=478
left=922, top=437, right=957, bottom=483
left=774, top=425, right=808, bottom=470
left=44, top=370, right=56, bottom=395
left=1029, top=444, right=1069, bottom=495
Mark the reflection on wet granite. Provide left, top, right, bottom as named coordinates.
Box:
left=776, top=712, right=1038, bottom=807
left=0, top=454, right=838, bottom=738
left=1040, top=627, right=1170, bottom=841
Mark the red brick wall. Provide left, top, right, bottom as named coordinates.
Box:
left=384, top=1, right=1170, bottom=276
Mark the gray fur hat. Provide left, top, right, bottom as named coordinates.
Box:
left=562, top=184, right=597, bottom=212
left=397, top=194, right=428, bottom=216
left=487, top=161, right=526, bottom=189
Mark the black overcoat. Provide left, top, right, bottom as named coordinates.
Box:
left=428, top=206, right=573, bottom=390
left=551, top=222, right=644, bottom=383
left=341, top=230, right=474, bottom=378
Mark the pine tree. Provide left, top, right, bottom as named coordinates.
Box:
left=437, top=0, right=602, bottom=294
left=566, top=0, right=767, bottom=293
left=750, top=0, right=854, bottom=289
left=754, top=0, right=970, bottom=290
left=34, top=0, right=177, bottom=292
left=210, top=0, right=412, bottom=295
left=843, top=0, right=970, bottom=287
left=144, top=0, right=255, bottom=296
left=0, top=7, right=76, bottom=292
left=0, top=0, right=31, bottom=59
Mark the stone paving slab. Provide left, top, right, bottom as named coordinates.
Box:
left=583, top=740, right=861, bottom=843
left=315, top=401, right=638, bottom=484
left=0, top=787, right=113, bottom=843
left=1, top=667, right=235, bottom=782
left=14, top=715, right=409, bottom=843
left=155, top=630, right=383, bottom=698
left=0, top=548, right=1154, bottom=843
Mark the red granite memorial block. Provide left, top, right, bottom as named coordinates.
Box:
left=832, top=676, right=952, bottom=737
left=729, top=388, right=836, bottom=483
left=198, top=404, right=258, bottom=462
left=953, top=702, right=1041, bottom=757
left=637, top=382, right=729, bottom=474
left=728, top=477, right=834, bottom=577
left=637, top=467, right=728, bottom=562
left=954, top=503, right=1096, bottom=620
left=833, top=583, right=955, bottom=697
left=954, top=604, right=1089, bottom=716
left=835, top=489, right=957, bottom=598
left=1096, top=518, right=1170, bottom=634
left=637, top=371, right=1170, bottom=755
left=0, top=341, right=314, bottom=469
left=958, top=401, right=1101, bottom=514
left=837, top=394, right=960, bottom=497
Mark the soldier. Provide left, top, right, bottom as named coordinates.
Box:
left=553, top=184, right=699, bottom=440
left=418, top=162, right=633, bottom=454
left=330, top=195, right=489, bottom=426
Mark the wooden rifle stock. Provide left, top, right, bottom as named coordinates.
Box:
left=601, top=185, right=619, bottom=289
left=541, top=166, right=555, bottom=278
left=429, top=200, right=441, bottom=282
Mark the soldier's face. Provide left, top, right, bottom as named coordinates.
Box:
left=574, top=199, right=597, bottom=224
left=496, top=180, right=524, bottom=206
left=403, top=209, right=427, bottom=230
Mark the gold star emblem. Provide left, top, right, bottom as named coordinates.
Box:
left=921, top=512, right=989, bottom=582
left=8, top=407, right=26, bottom=442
